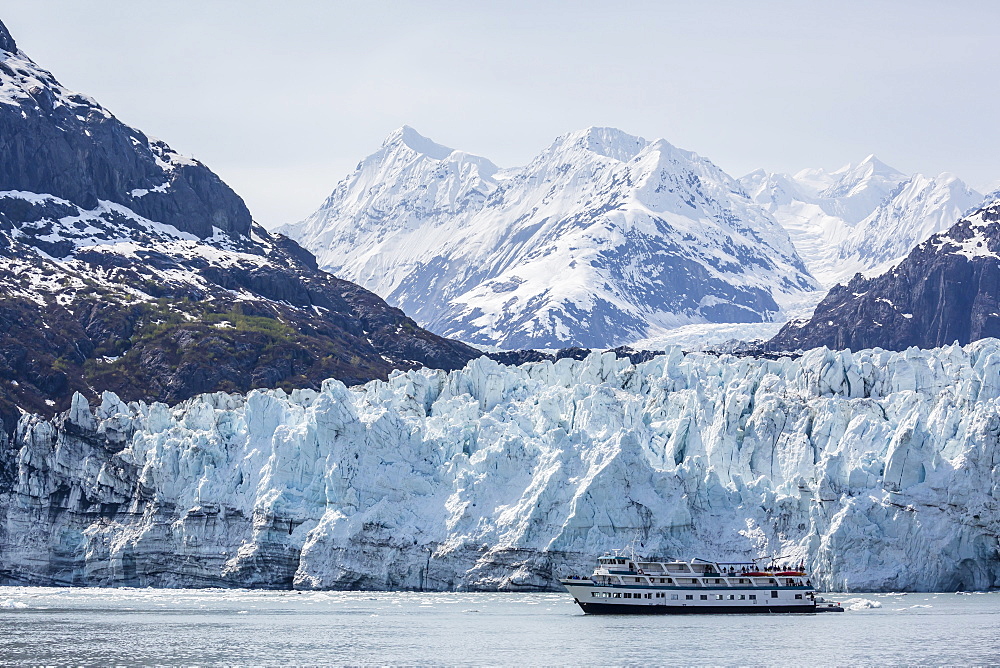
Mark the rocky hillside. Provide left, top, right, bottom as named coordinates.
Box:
left=0, top=20, right=479, bottom=431
left=281, top=126, right=818, bottom=349
left=768, top=200, right=1000, bottom=351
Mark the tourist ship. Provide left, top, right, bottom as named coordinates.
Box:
left=560, top=553, right=844, bottom=614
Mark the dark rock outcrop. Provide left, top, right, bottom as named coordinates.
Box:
left=0, top=18, right=15, bottom=53
left=768, top=200, right=1000, bottom=352
left=0, top=65, right=251, bottom=239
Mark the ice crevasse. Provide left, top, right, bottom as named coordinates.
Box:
left=3, top=342, right=1000, bottom=592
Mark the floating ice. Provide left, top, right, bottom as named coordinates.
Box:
left=0, top=599, right=28, bottom=608
left=840, top=597, right=883, bottom=610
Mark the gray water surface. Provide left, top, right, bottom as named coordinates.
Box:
left=2, top=587, right=998, bottom=665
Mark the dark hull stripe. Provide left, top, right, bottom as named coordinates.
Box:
left=576, top=601, right=818, bottom=615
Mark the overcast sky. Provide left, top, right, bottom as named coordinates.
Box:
left=5, top=1, right=999, bottom=228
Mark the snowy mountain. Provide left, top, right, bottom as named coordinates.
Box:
left=4, top=344, right=999, bottom=592
left=0, top=20, right=478, bottom=426
left=741, top=157, right=983, bottom=286
left=282, top=127, right=818, bottom=349
left=769, top=199, right=1000, bottom=352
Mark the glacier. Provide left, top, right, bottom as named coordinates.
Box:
left=2, top=342, right=1000, bottom=592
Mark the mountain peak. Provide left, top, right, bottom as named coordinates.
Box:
left=554, top=126, right=648, bottom=162
left=0, top=20, right=16, bottom=54
left=859, top=153, right=901, bottom=174
left=834, top=154, right=905, bottom=181
left=383, top=125, right=453, bottom=160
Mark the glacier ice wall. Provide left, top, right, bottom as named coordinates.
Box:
left=3, top=342, right=1000, bottom=592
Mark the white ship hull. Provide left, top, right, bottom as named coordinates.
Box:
left=561, top=579, right=821, bottom=614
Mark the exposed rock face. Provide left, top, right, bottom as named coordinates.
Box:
left=2, top=345, right=999, bottom=592
left=0, top=31, right=249, bottom=239
left=0, top=19, right=479, bottom=428
left=769, top=200, right=1000, bottom=352
left=0, top=19, right=15, bottom=53
left=281, top=126, right=817, bottom=349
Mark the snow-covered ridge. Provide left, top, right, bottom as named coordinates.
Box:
left=0, top=44, right=197, bottom=179
left=7, top=341, right=1000, bottom=591
left=0, top=39, right=106, bottom=116
left=741, top=158, right=983, bottom=287
left=283, top=126, right=817, bottom=349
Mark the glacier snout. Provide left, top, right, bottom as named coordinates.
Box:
left=2, top=344, right=1000, bottom=592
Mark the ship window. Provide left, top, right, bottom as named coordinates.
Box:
left=624, top=593, right=631, bottom=599
left=614, top=593, right=621, bottom=598
left=700, top=595, right=708, bottom=600
left=771, top=591, right=779, bottom=598
left=671, top=594, right=678, bottom=600
left=795, top=594, right=803, bottom=599
left=728, top=595, right=735, bottom=600
left=749, top=595, right=756, bottom=600
left=739, top=595, right=745, bottom=600
left=685, top=595, right=693, bottom=600
left=646, top=593, right=652, bottom=599
left=716, top=594, right=723, bottom=600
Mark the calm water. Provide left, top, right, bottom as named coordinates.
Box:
left=2, top=587, right=999, bottom=666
